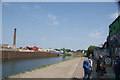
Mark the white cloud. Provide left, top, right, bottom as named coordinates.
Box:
left=34, top=5, right=39, bottom=8
left=48, top=14, right=59, bottom=26
left=21, top=5, right=29, bottom=9
left=34, top=5, right=41, bottom=9
left=89, top=32, right=103, bottom=39
left=110, top=11, right=120, bottom=19
left=53, top=21, right=59, bottom=25
left=3, top=3, right=11, bottom=7
left=48, top=14, right=56, bottom=20
left=21, top=4, right=41, bottom=10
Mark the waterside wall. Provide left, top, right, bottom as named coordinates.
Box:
left=1, top=50, right=59, bottom=60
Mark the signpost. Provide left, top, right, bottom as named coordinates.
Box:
left=105, top=57, right=111, bottom=65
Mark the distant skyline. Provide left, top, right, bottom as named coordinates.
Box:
left=2, top=2, right=119, bottom=50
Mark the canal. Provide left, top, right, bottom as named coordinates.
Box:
left=2, top=56, right=74, bottom=78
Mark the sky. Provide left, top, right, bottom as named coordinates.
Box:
left=1, top=0, right=119, bottom=2
left=0, top=2, right=2, bottom=44
left=2, top=2, right=119, bottom=50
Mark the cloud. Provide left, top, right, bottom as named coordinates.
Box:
left=48, top=14, right=59, bottom=26
left=21, top=4, right=41, bottom=10
left=21, top=5, right=29, bottom=9
left=34, top=5, right=41, bottom=9
left=88, top=32, right=103, bottom=39
left=53, top=21, right=59, bottom=25
left=3, top=3, right=11, bottom=7
left=110, top=11, right=120, bottom=19
left=48, top=14, right=56, bottom=20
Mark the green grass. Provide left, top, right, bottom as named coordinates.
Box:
left=8, top=74, right=16, bottom=78
left=75, top=55, right=87, bottom=57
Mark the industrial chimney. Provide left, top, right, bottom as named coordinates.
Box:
left=13, top=28, right=16, bottom=49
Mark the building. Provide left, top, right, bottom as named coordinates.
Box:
left=94, top=16, right=120, bottom=58
left=94, top=2, right=120, bottom=58
left=2, top=44, right=11, bottom=49
left=107, top=15, right=120, bottom=56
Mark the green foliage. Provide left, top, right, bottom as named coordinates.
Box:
left=61, top=48, right=66, bottom=53
left=64, top=53, right=72, bottom=56
left=65, top=49, right=72, bottom=52
left=55, top=49, right=61, bottom=51
left=62, top=52, right=72, bottom=56
left=84, top=50, right=88, bottom=53
left=87, top=45, right=100, bottom=56
left=76, top=49, right=88, bottom=53
left=61, top=48, right=73, bottom=53
left=76, top=50, right=82, bottom=52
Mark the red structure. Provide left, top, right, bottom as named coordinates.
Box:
left=27, top=46, right=39, bottom=51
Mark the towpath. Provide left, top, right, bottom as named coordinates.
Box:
left=10, top=57, right=86, bottom=78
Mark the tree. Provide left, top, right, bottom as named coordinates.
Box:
left=76, top=49, right=88, bottom=53
left=65, top=49, right=72, bottom=52
left=87, top=46, right=100, bottom=57
left=76, top=50, right=82, bottom=52
left=61, top=48, right=66, bottom=53
left=55, top=49, right=61, bottom=51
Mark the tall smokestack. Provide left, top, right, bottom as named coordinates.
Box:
left=13, top=28, right=16, bottom=49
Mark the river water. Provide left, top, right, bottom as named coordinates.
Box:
left=2, top=56, right=73, bottom=78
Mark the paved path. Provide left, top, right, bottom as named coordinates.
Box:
left=10, top=57, right=86, bottom=78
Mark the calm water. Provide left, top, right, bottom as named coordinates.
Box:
left=2, top=56, right=73, bottom=78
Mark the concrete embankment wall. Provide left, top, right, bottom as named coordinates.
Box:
left=1, top=51, right=58, bottom=60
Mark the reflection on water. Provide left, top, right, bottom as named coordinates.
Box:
left=62, top=56, right=66, bottom=61
left=2, top=56, right=73, bottom=78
